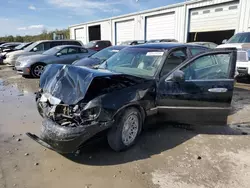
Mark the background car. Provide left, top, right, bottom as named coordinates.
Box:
left=15, top=45, right=95, bottom=78
left=146, top=39, right=178, bottom=43
left=0, top=42, right=33, bottom=58
left=85, top=40, right=112, bottom=51
left=73, top=45, right=127, bottom=68
left=4, top=40, right=83, bottom=66
left=120, top=40, right=146, bottom=45
left=189, top=42, right=218, bottom=48
left=0, top=42, right=21, bottom=52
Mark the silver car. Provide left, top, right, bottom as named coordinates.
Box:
left=15, top=45, right=95, bottom=78
left=4, top=40, right=83, bottom=66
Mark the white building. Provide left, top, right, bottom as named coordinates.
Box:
left=69, top=0, right=250, bottom=45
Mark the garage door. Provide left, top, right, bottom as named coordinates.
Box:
left=190, top=2, right=239, bottom=32
left=145, top=12, right=176, bottom=40
left=75, top=28, right=86, bottom=44
left=115, top=19, right=135, bottom=45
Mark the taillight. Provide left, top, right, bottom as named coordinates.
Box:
left=237, top=50, right=248, bottom=62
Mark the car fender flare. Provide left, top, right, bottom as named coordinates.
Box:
left=112, top=103, right=146, bottom=125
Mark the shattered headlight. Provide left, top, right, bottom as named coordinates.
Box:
left=80, top=107, right=101, bottom=121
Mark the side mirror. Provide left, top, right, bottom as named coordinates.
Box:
left=222, top=39, right=228, bottom=44
left=33, top=47, right=38, bottom=52
left=56, top=52, right=62, bottom=57
left=172, top=70, right=185, bottom=82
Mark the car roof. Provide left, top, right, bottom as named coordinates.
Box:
left=129, top=42, right=206, bottom=50
left=53, top=45, right=83, bottom=48
left=109, top=45, right=128, bottom=49
left=90, top=40, right=110, bottom=42
left=35, top=40, right=81, bottom=43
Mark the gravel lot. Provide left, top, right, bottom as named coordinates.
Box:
left=1, top=65, right=250, bottom=188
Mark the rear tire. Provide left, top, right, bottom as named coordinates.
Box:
left=107, top=107, right=142, bottom=152
left=31, top=63, right=45, bottom=78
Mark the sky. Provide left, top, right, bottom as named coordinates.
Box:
left=0, top=0, right=186, bottom=36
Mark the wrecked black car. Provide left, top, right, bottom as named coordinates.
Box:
left=27, top=43, right=237, bottom=154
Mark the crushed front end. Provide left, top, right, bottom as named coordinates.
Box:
left=27, top=64, right=148, bottom=153
left=27, top=64, right=120, bottom=153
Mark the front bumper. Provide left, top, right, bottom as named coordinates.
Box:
left=27, top=118, right=113, bottom=153
left=236, top=61, right=250, bottom=76
left=15, top=65, right=31, bottom=75
left=3, top=59, right=16, bottom=66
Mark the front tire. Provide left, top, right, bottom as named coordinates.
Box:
left=31, top=63, right=45, bottom=78
left=107, top=107, right=142, bottom=152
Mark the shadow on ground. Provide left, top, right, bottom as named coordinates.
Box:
left=64, top=121, right=248, bottom=166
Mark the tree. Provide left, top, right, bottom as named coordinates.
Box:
left=15, top=36, right=24, bottom=42
left=0, top=28, right=70, bottom=42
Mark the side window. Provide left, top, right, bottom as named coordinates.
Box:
left=105, top=41, right=111, bottom=47
left=51, top=42, right=62, bottom=48
left=68, top=47, right=78, bottom=54
left=44, top=42, right=51, bottom=51
left=181, top=54, right=231, bottom=80
left=98, top=42, right=105, bottom=48
left=160, top=48, right=188, bottom=76
left=190, top=47, right=207, bottom=56
left=71, top=41, right=81, bottom=46
left=79, top=48, right=88, bottom=53
left=59, top=48, right=68, bottom=55
left=34, top=43, right=44, bottom=51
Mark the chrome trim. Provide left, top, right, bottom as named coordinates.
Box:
left=208, top=88, right=228, bottom=93
left=150, top=106, right=231, bottom=110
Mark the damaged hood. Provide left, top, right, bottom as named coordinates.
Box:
left=40, top=64, right=137, bottom=105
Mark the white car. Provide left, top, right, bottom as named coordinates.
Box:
left=217, top=32, right=250, bottom=78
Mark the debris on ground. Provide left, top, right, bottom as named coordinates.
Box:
left=24, top=153, right=29, bottom=156
left=197, top=156, right=202, bottom=160
left=16, top=138, right=21, bottom=142
left=34, top=163, right=39, bottom=166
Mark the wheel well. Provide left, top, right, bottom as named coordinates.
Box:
left=31, top=62, right=46, bottom=68
left=113, top=104, right=146, bottom=123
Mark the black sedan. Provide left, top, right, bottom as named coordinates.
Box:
left=27, top=43, right=237, bottom=154
left=73, top=45, right=127, bottom=68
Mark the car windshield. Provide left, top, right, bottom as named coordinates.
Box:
left=147, top=40, right=160, bottom=43
left=43, top=46, right=62, bottom=55
left=85, top=41, right=96, bottom=48
left=227, top=33, right=250, bottom=43
left=90, top=47, right=122, bottom=62
left=101, top=47, right=165, bottom=78
left=24, top=41, right=40, bottom=51
left=14, top=43, right=28, bottom=50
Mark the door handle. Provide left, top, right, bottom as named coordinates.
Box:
left=208, top=88, right=228, bottom=93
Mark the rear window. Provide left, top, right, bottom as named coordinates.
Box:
left=190, top=47, right=207, bottom=56
left=66, top=41, right=81, bottom=46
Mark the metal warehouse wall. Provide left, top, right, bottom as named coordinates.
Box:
left=69, top=0, right=248, bottom=45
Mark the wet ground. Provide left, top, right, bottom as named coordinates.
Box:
left=0, top=65, right=250, bottom=188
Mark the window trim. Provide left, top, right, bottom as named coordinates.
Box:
left=180, top=53, right=232, bottom=81
left=159, top=47, right=188, bottom=77
left=162, top=50, right=236, bottom=83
